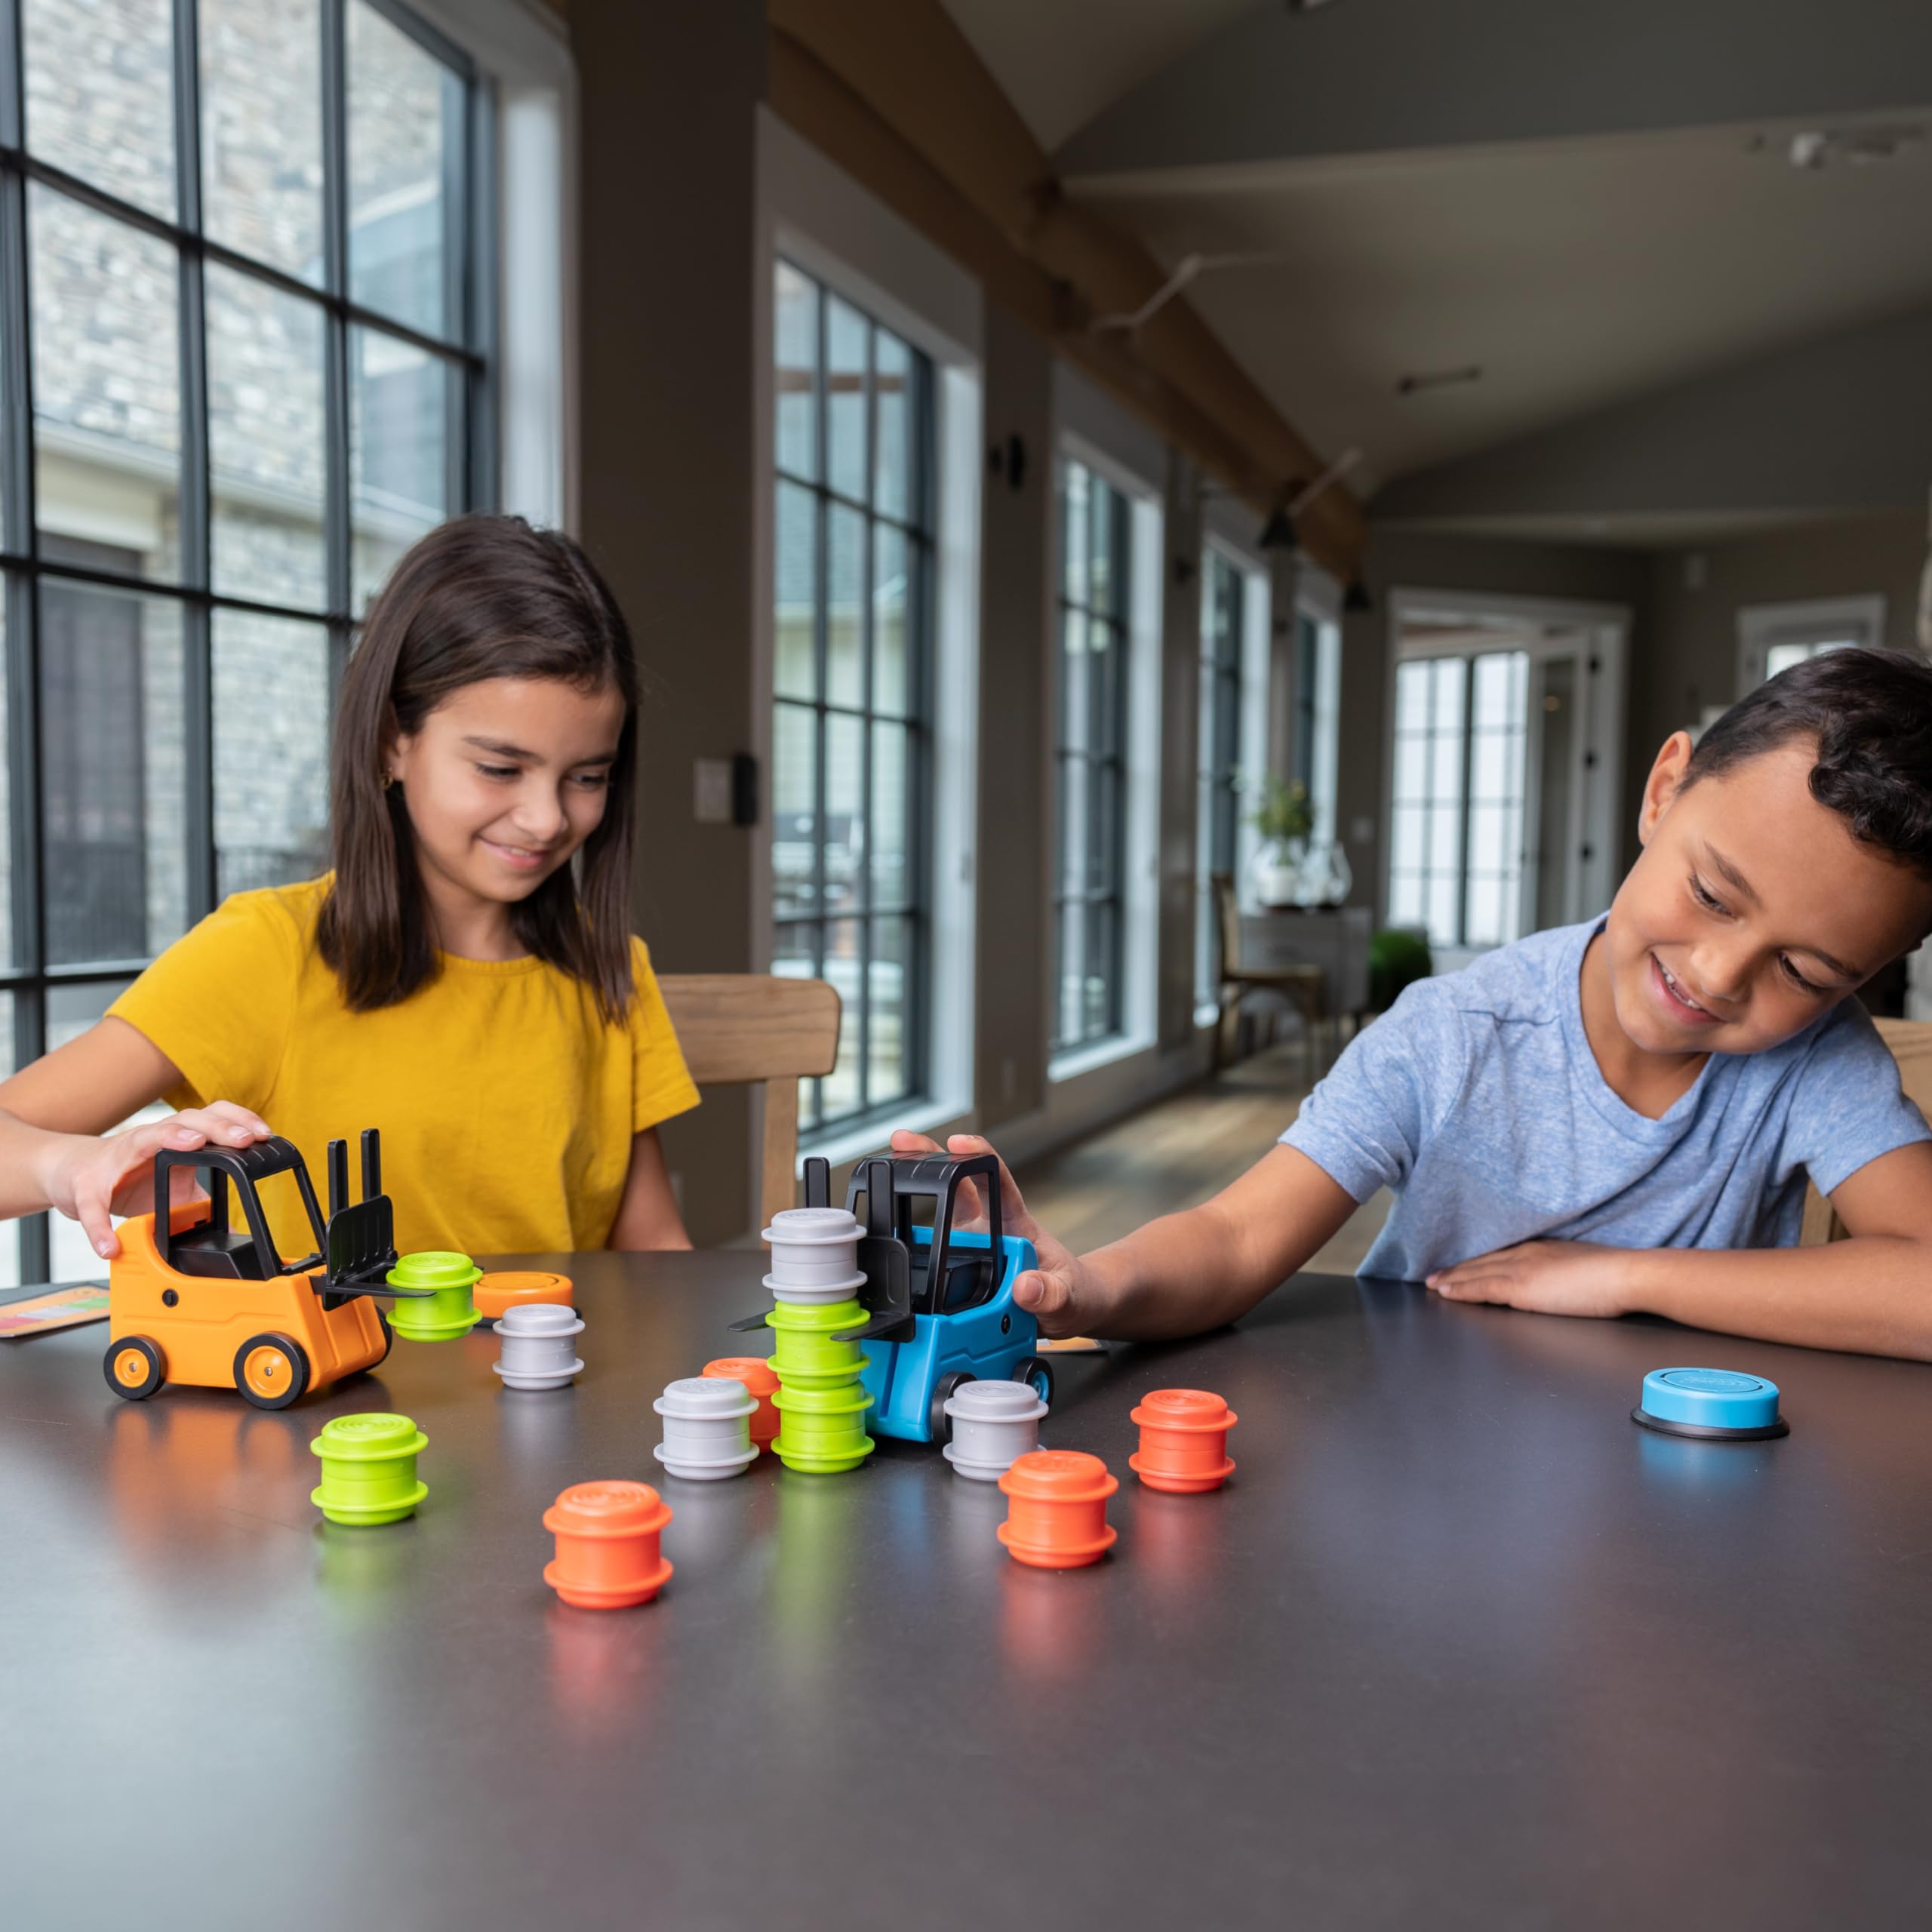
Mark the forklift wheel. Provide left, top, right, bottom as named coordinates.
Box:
left=370, top=1306, right=393, bottom=1368
left=930, top=1371, right=974, bottom=1445
left=103, top=1335, right=165, bottom=1401
left=1011, top=1357, right=1054, bottom=1406
left=234, top=1333, right=311, bottom=1411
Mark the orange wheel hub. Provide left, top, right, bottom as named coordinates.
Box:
left=242, top=1346, right=290, bottom=1398
left=114, top=1347, right=149, bottom=1387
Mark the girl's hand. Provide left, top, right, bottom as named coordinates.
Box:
left=42, top=1103, right=273, bottom=1260
left=1427, top=1240, right=1634, bottom=1320
left=887, top=1130, right=1094, bottom=1338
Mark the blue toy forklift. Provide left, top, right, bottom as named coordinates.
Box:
left=737, top=1152, right=1054, bottom=1445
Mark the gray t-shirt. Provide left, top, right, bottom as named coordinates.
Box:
left=1280, top=918, right=1930, bottom=1281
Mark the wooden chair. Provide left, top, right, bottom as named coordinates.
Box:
left=658, top=974, right=841, bottom=1229
left=1799, top=1016, right=1932, bottom=1244
left=1210, top=873, right=1325, bottom=1075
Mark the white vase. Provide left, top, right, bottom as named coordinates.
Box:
left=1251, top=836, right=1306, bottom=908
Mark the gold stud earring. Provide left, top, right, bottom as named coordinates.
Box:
left=381, top=771, right=395, bottom=791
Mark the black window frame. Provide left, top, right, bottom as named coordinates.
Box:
left=1051, top=454, right=1132, bottom=1055
left=0, top=0, right=495, bottom=1280
left=1195, top=543, right=1244, bottom=1008
left=771, top=257, right=937, bottom=1143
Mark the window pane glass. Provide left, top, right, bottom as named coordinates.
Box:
left=772, top=702, right=817, bottom=921
left=872, top=723, right=909, bottom=912
left=773, top=924, right=820, bottom=1131
left=774, top=263, right=817, bottom=482
left=1090, top=477, right=1116, bottom=616
left=42, top=583, right=186, bottom=964
left=347, top=0, right=460, bottom=340
left=1057, top=898, right=1084, bottom=1048
left=32, top=189, right=181, bottom=583
left=873, top=523, right=909, bottom=716
left=0, top=592, right=11, bottom=970
left=48, top=980, right=151, bottom=1282
left=823, top=712, right=863, bottom=919
left=0, top=995, right=14, bottom=1282
left=214, top=611, right=328, bottom=897
left=826, top=504, right=863, bottom=709
left=208, top=266, right=327, bottom=609
left=825, top=299, right=866, bottom=502
left=351, top=326, right=449, bottom=608
left=1060, top=608, right=1089, bottom=756
left=871, top=917, right=910, bottom=1104
left=1061, top=463, right=1088, bottom=605
left=823, top=918, right=863, bottom=1117
left=774, top=481, right=817, bottom=701
left=874, top=331, right=912, bottom=522
left=25, top=0, right=176, bottom=221
left=201, top=0, right=324, bottom=281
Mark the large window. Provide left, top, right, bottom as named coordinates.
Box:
left=1053, top=457, right=1131, bottom=1054
left=1293, top=606, right=1341, bottom=853
left=1194, top=546, right=1244, bottom=1013
left=771, top=260, right=934, bottom=1139
left=0, top=0, right=491, bottom=1283
left=1389, top=652, right=1529, bottom=952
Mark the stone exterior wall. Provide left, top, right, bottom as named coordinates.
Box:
left=15, top=0, right=461, bottom=964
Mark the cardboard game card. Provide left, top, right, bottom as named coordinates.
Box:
left=0, top=1281, right=111, bottom=1339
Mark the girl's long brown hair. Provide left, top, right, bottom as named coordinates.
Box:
left=316, top=514, right=641, bottom=1022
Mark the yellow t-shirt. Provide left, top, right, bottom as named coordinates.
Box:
left=108, top=877, right=699, bottom=1255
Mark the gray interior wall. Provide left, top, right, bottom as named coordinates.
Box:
left=574, top=0, right=764, bottom=1244
left=1158, top=454, right=1204, bottom=1048
left=1633, top=509, right=1929, bottom=774
left=974, top=305, right=1055, bottom=1131
left=1340, top=531, right=1654, bottom=918
left=1376, top=308, right=1932, bottom=527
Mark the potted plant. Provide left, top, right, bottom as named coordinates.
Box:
left=1248, top=776, right=1313, bottom=908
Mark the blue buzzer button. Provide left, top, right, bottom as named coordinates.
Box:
left=1632, top=1366, right=1789, bottom=1441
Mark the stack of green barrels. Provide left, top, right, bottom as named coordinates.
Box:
left=761, top=1207, right=875, bottom=1475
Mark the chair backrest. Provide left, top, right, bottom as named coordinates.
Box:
left=657, top=974, right=841, bottom=1231
left=1211, top=873, right=1240, bottom=980
left=1799, top=1016, right=1932, bottom=1244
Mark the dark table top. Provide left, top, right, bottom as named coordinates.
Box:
left=5, top=1253, right=1931, bottom=1931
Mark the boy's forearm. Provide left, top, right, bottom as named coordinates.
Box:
left=1076, top=1202, right=1276, bottom=1340
left=1627, top=1238, right=1932, bottom=1361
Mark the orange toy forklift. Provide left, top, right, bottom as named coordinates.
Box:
left=104, top=1128, right=411, bottom=1411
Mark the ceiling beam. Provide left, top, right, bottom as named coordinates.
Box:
left=766, top=0, right=1364, bottom=580
left=1055, top=0, right=1932, bottom=187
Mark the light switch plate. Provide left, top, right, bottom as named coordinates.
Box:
left=694, top=758, right=732, bottom=823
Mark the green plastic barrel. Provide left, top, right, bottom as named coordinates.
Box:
left=771, top=1381, right=874, bottom=1475
left=387, top=1250, right=482, bottom=1341
left=309, top=1412, right=429, bottom=1525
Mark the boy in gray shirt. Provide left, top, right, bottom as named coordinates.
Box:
left=899, top=648, right=1932, bottom=1358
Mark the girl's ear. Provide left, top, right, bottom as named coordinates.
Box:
left=1637, top=731, right=1694, bottom=848
left=379, top=704, right=408, bottom=786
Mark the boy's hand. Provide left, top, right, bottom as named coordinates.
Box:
left=42, top=1103, right=273, bottom=1261
left=888, top=1131, right=1093, bottom=1337
left=1426, top=1240, right=1633, bottom=1319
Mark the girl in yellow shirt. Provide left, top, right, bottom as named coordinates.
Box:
left=0, top=515, right=699, bottom=1259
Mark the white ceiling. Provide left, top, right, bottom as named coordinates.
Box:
left=938, top=0, right=1265, bottom=153
left=937, top=0, right=1932, bottom=513
left=1071, top=118, right=1932, bottom=497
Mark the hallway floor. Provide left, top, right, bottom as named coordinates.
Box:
left=1013, top=1035, right=1392, bottom=1279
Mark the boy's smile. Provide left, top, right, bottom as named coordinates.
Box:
left=1583, top=734, right=1932, bottom=1115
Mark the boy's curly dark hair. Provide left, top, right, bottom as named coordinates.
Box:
left=1684, top=647, right=1932, bottom=880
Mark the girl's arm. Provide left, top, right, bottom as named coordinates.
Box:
left=0, top=1101, right=272, bottom=1258
left=0, top=1017, right=184, bottom=1134
left=607, top=1128, right=693, bottom=1251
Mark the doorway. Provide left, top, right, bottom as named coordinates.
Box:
left=1385, top=589, right=1628, bottom=969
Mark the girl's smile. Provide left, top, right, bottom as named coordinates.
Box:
left=388, top=675, right=626, bottom=958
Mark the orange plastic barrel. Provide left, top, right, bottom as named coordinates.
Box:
left=474, top=1270, right=574, bottom=1323
left=996, top=1450, right=1118, bottom=1568
left=542, top=1481, right=673, bottom=1610
left=703, top=1357, right=781, bottom=1452
left=1128, top=1388, right=1238, bottom=1494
